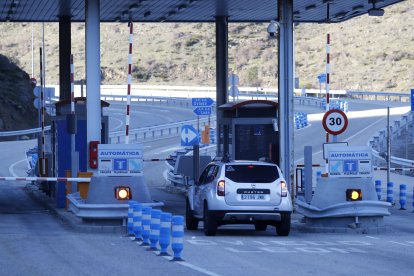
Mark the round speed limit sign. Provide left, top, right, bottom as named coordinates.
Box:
left=322, top=109, right=348, bottom=135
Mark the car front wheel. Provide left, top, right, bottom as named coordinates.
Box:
left=203, top=202, right=217, bottom=236
left=276, top=213, right=291, bottom=236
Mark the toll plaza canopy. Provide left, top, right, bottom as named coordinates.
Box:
left=0, top=0, right=404, bottom=23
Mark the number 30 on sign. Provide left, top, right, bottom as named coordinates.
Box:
left=322, top=109, right=348, bottom=135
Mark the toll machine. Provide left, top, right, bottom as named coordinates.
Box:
left=41, top=97, right=109, bottom=207
left=218, top=100, right=279, bottom=164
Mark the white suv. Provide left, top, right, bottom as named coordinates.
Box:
left=186, top=160, right=293, bottom=236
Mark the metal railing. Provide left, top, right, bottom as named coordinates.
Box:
left=369, top=113, right=414, bottom=167
left=0, top=94, right=320, bottom=139
left=347, top=90, right=410, bottom=102
left=108, top=116, right=216, bottom=144
left=0, top=126, right=51, bottom=138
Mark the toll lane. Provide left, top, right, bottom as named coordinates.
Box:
left=0, top=99, right=412, bottom=276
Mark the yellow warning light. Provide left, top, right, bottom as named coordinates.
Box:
left=351, top=191, right=359, bottom=200
left=115, top=187, right=131, bottom=200
left=346, top=189, right=362, bottom=201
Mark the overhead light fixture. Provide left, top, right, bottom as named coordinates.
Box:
left=115, top=16, right=121, bottom=22
left=122, top=10, right=129, bottom=17
left=352, top=5, right=364, bottom=11
left=129, top=4, right=139, bottom=11
left=10, top=3, right=17, bottom=12
left=322, top=0, right=335, bottom=4
left=168, top=10, right=177, bottom=16
left=159, top=16, right=167, bottom=22
left=368, top=0, right=384, bottom=16
left=178, top=4, right=187, bottom=11
left=334, top=11, right=348, bottom=18
left=144, top=11, right=151, bottom=17
left=305, top=4, right=316, bottom=11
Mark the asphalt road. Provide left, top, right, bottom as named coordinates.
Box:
left=1, top=99, right=413, bottom=276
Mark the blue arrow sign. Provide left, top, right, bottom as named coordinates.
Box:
left=193, top=107, right=212, bottom=116
left=192, top=98, right=214, bottom=107
left=317, top=74, right=327, bottom=84
left=181, top=125, right=199, bottom=146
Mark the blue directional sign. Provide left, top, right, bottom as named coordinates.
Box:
left=411, top=89, right=414, bottom=112
left=193, top=107, right=212, bottom=116
left=181, top=125, right=199, bottom=146
left=317, top=73, right=327, bottom=84
left=192, top=97, right=214, bottom=107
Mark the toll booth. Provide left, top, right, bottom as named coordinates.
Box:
left=46, top=97, right=109, bottom=207
left=218, top=100, right=279, bottom=163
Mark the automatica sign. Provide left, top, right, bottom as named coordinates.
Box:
left=329, top=152, right=370, bottom=159
left=99, top=150, right=142, bottom=157
left=98, top=144, right=143, bottom=176
left=328, top=146, right=372, bottom=178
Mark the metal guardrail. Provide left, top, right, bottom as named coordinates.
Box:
left=0, top=126, right=51, bottom=137
left=347, top=90, right=410, bottom=102
left=67, top=192, right=163, bottom=219
left=109, top=116, right=216, bottom=144
left=0, top=88, right=406, bottom=139
left=369, top=113, right=414, bottom=168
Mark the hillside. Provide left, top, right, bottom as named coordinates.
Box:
left=0, top=54, right=37, bottom=131
left=0, top=0, right=412, bottom=92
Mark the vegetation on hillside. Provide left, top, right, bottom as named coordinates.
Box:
left=0, top=0, right=412, bottom=92
left=0, top=54, right=37, bottom=131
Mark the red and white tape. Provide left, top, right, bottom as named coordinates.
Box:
left=0, top=177, right=91, bottom=182
left=70, top=54, right=75, bottom=114
left=324, top=34, right=331, bottom=172
left=326, top=33, right=330, bottom=112
left=373, top=167, right=414, bottom=172
left=125, top=21, right=133, bottom=144
left=142, top=158, right=173, bottom=162
left=39, top=47, right=46, bottom=176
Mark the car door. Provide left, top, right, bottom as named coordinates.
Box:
left=193, top=165, right=212, bottom=216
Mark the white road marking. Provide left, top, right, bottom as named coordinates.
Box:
left=365, top=236, right=380, bottom=240
left=176, top=261, right=222, bottom=276
left=389, top=241, right=412, bottom=246
left=160, top=146, right=182, bottom=153
left=224, top=247, right=261, bottom=253
left=9, top=159, right=26, bottom=177
left=150, top=250, right=222, bottom=276
left=109, top=117, right=124, bottom=132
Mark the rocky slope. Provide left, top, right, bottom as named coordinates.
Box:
left=0, top=54, right=37, bottom=131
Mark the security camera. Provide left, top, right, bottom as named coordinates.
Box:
left=267, top=20, right=278, bottom=38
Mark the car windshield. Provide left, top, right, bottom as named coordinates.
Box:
left=225, top=164, right=279, bottom=183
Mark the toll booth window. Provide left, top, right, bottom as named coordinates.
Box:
left=225, top=165, right=279, bottom=183
left=234, top=124, right=277, bottom=161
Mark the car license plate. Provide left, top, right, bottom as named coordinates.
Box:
left=241, top=194, right=265, bottom=200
